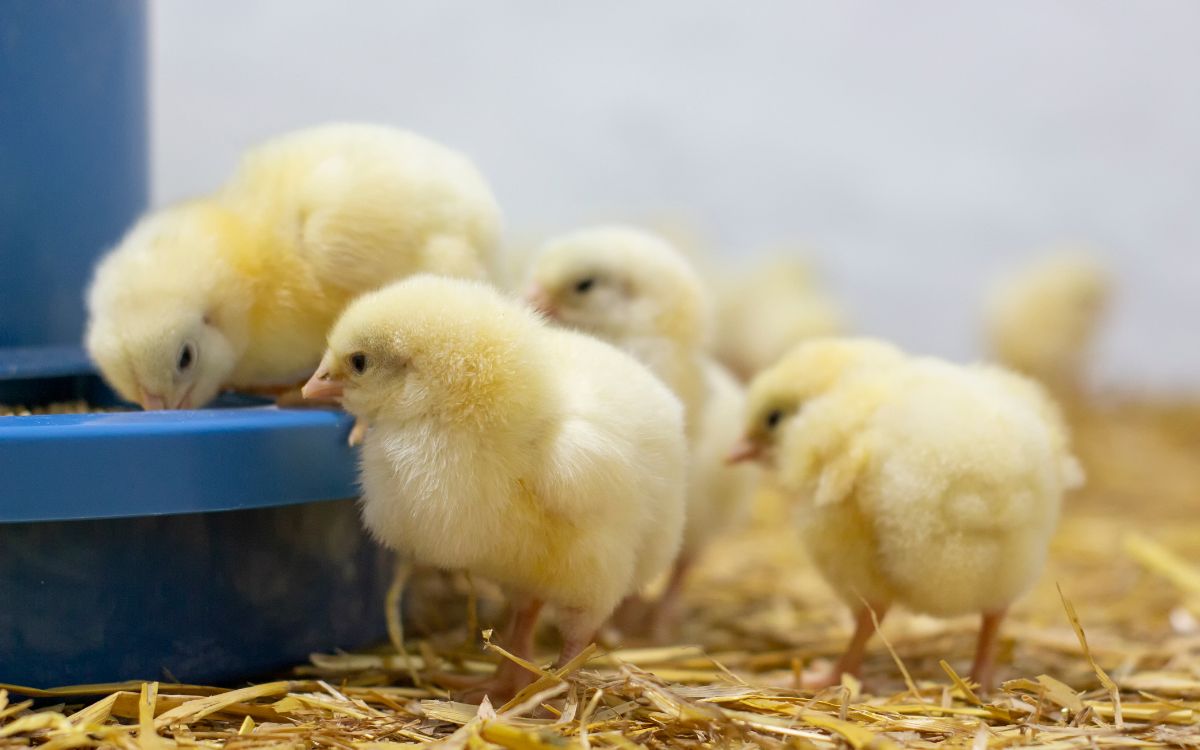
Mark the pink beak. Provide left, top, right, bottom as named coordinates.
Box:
left=726, top=437, right=763, bottom=465
left=524, top=284, right=557, bottom=319
left=302, top=353, right=345, bottom=400
left=139, top=391, right=166, bottom=411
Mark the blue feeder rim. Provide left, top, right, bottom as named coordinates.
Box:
left=0, top=346, right=360, bottom=524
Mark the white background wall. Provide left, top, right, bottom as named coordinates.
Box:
left=152, top=1, right=1200, bottom=390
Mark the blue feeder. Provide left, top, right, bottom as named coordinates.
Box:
left=0, top=1, right=388, bottom=689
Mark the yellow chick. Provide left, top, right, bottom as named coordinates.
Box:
left=984, top=253, right=1110, bottom=391
left=524, top=226, right=759, bottom=633
left=301, top=274, right=686, bottom=701
left=713, top=256, right=845, bottom=381
left=734, top=338, right=1081, bottom=689
left=86, top=123, right=501, bottom=411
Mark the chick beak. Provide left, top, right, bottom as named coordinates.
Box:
left=139, top=391, right=167, bottom=411
left=302, top=353, right=345, bottom=400
left=524, top=284, right=558, bottom=319
left=726, top=436, right=763, bottom=465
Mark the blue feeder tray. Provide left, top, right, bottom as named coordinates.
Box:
left=0, top=347, right=389, bottom=689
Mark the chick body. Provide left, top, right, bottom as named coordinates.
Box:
left=307, top=275, right=686, bottom=696
left=356, top=314, right=686, bottom=617
left=87, top=123, right=500, bottom=410
left=741, top=338, right=1080, bottom=687
left=526, top=226, right=758, bottom=632
left=782, top=357, right=1077, bottom=617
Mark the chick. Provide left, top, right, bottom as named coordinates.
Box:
left=86, top=123, right=501, bottom=411
left=525, top=226, right=759, bottom=633
left=984, top=253, right=1110, bottom=392
left=713, top=256, right=845, bottom=381
left=302, top=274, right=686, bottom=701
left=734, top=338, right=1081, bottom=689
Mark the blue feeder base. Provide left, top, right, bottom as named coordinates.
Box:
left=0, top=500, right=390, bottom=688
left=0, top=347, right=389, bottom=689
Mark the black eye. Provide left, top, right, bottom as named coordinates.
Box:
left=350, top=352, right=367, bottom=374
left=177, top=343, right=195, bottom=372
left=765, top=409, right=784, bottom=430
left=574, top=278, right=596, bottom=294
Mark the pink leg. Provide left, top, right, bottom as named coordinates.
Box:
left=970, top=609, right=1006, bottom=691
left=648, top=554, right=693, bottom=640
left=555, top=608, right=600, bottom=668
left=449, top=598, right=544, bottom=702
left=835, top=603, right=889, bottom=678
left=611, top=593, right=647, bottom=634
left=807, top=603, right=889, bottom=689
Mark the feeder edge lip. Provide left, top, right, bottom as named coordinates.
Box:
left=0, top=403, right=363, bottom=523
left=0, top=346, right=364, bottom=523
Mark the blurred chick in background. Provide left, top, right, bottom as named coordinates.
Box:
left=525, top=225, right=759, bottom=635
left=713, top=256, right=845, bottom=381
left=302, top=275, right=686, bottom=701
left=734, top=338, right=1081, bottom=689
left=984, top=253, right=1110, bottom=393
left=86, top=123, right=501, bottom=412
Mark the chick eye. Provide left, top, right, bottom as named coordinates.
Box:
left=349, top=352, right=367, bottom=374
left=177, top=343, right=196, bottom=372
left=765, top=409, right=784, bottom=430
left=574, top=277, right=596, bottom=294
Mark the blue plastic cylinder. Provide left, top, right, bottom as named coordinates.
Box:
left=0, top=0, right=148, bottom=346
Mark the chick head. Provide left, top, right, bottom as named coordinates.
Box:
left=729, top=337, right=904, bottom=465
left=524, top=225, right=709, bottom=348
left=303, top=274, right=545, bottom=429
left=85, top=204, right=249, bottom=410
left=1028, top=254, right=1111, bottom=331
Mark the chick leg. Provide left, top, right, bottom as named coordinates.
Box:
left=555, top=607, right=600, bottom=668
left=970, top=609, right=1007, bottom=692
left=807, top=603, right=890, bottom=689
left=647, top=553, right=694, bottom=641
left=453, top=597, right=544, bottom=703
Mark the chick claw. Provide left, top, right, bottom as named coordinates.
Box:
left=347, top=418, right=369, bottom=447
left=267, top=387, right=365, bottom=446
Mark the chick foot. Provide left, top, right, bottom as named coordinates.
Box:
left=450, top=658, right=538, bottom=704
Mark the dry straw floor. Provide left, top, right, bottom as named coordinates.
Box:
left=3, top=396, right=1200, bottom=748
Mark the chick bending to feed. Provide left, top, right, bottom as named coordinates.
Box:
left=733, top=338, right=1082, bottom=689
left=525, top=225, right=758, bottom=635
left=86, top=123, right=501, bottom=413
left=984, top=253, right=1110, bottom=392
left=301, top=275, right=687, bottom=702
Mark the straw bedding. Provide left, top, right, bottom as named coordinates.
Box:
left=3, top=396, right=1199, bottom=748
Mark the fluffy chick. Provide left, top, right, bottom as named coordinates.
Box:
left=734, top=338, right=1081, bottom=689
left=525, top=226, right=759, bottom=633
left=985, top=253, right=1110, bottom=391
left=86, top=123, right=501, bottom=411
left=713, top=256, right=845, bottom=381
left=302, top=274, right=686, bottom=701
